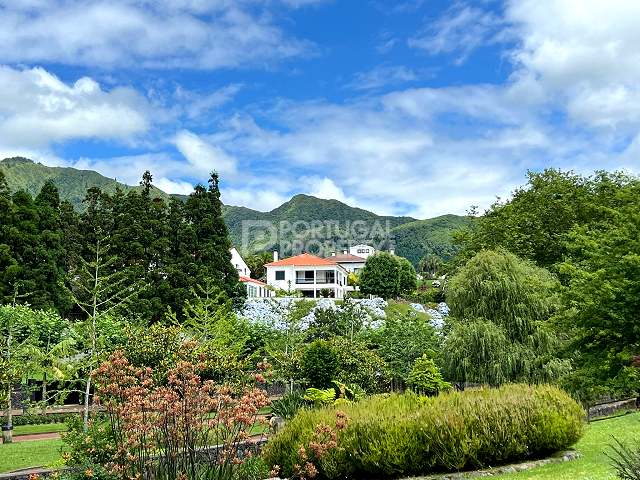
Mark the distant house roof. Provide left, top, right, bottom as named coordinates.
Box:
left=266, top=252, right=338, bottom=267
left=332, top=253, right=366, bottom=263
left=239, top=275, right=267, bottom=286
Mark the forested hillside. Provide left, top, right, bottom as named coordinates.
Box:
left=2, top=158, right=469, bottom=265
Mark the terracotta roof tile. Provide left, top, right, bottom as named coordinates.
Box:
left=331, top=253, right=366, bottom=263
left=265, top=252, right=337, bottom=267
left=239, top=275, right=267, bottom=286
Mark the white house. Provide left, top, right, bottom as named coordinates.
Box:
left=330, top=251, right=366, bottom=274
left=230, top=247, right=251, bottom=277
left=349, top=244, right=376, bottom=259
left=239, top=276, right=273, bottom=298
left=265, top=252, right=349, bottom=298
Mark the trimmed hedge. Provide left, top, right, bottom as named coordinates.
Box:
left=13, top=412, right=79, bottom=426
left=263, top=384, right=585, bottom=479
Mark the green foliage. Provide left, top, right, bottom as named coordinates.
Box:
left=303, top=387, right=337, bottom=406
left=301, top=340, right=338, bottom=388
left=455, top=169, right=635, bottom=268
left=370, top=308, right=439, bottom=389
left=391, top=214, right=474, bottom=266
left=406, top=355, right=451, bottom=396
left=444, top=250, right=569, bottom=385
left=607, top=437, right=640, bottom=480
left=271, top=392, right=307, bottom=420
left=329, top=337, right=388, bottom=393
left=447, top=249, right=560, bottom=341
left=264, top=384, right=585, bottom=479
left=397, top=256, right=418, bottom=296
left=359, top=252, right=401, bottom=299
left=557, top=180, right=640, bottom=401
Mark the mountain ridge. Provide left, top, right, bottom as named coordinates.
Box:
left=0, top=157, right=473, bottom=264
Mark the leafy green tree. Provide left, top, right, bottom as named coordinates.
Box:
left=25, top=309, right=76, bottom=402
left=66, top=231, right=145, bottom=430
left=329, top=337, right=389, bottom=393
left=0, top=305, right=38, bottom=443
left=407, top=355, right=451, bottom=396
left=360, top=252, right=400, bottom=299
left=371, top=310, right=439, bottom=390
left=397, top=257, right=418, bottom=295
left=301, top=340, right=338, bottom=389
left=558, top=181, right=640, bottom=401
left=455, top=169, right=635, bottom=268
left=245, top=251, right=273, bottom=280
left=443, top=249, right=569, bottom=385
left=418, top=254, right=442, bottom=278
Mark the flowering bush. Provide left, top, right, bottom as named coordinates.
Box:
left=66, top=350, right=271, bottom=480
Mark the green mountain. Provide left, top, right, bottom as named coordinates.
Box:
left=1, top=157, right=471, bottom=264
left=390, top=215, right=474, bottom=265
left=0, top=157, right=175, bottom=209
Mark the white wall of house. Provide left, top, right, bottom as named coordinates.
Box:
left=349, top=244, right=375, bottom=259
left=243, top=279, right=273, bottom=298
left=337, top=260, right=366, bottom=274
left=266, top=264, right=349, bottom=298
left=230, top=247, right=251, bottom=277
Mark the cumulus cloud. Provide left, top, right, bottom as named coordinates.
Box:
left=173, top=130, right=238, bottom=178
left=0, top=0, right=314, bottom=69
left=0, top=65, right=149, bottom=148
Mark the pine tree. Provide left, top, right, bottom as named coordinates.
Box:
left=0, top=172, right=18, bottom=304
left=185, top=173, right=245, bottom=307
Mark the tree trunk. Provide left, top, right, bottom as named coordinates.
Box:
left=2, top=388, right=13, bottom=444
left=42, top=373, right=48, bottom=404
left=83, top=374, right=91, bottom=432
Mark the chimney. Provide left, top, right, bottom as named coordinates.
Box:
left=273, top=250, right=279, bottom=262
left=331, top=252, right=336, bottom=256
left=343, top=250, right=348, bottom=255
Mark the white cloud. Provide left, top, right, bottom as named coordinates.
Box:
left=409, top=2, right=507, bottom=64
left=0, top=66, right=149, bottom=148
left=222, top=187, right=289, bottom=211
left=173, top=130, right=238, bottom=177
left=505, top=0, right=640, bottom=133
left=0, top=1, right=314, bottom=69
left=347, top=65, right=421, bottom=91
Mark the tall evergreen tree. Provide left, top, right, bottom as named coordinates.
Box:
left=185, top=173, right=244, bottom=305
left=33, top=181, right=71, bottom=311
left=0, top=172, right=18, bottom=304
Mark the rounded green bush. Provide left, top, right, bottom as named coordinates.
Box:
left=263, top=384, right=585, bottom=479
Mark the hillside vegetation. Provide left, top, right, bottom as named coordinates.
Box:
left=1, top=157, right=469, bottom=264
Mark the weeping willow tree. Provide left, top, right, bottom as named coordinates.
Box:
left=443, top=249, right=570, bottom=385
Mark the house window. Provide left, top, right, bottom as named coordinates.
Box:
left=316, top=270, right=335, bottom=284
left=296, top=270, right=315, bottom=284
left=275, top=270, right=285, bottom=281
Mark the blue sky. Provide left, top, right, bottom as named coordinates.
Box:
left=0, top=0, right=638, bottom=218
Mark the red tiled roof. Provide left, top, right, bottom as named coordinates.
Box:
left=265, top=252, right=337, bottom=267
left=239, top=275, right=267, bottom=286
left=331, top=253, right=365, bottom=263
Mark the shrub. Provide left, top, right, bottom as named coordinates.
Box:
left=264, top=384, right=584, bottom=479
left=271, top=392, right=307, bottom=420
left=608, top=437, right=640, bottom=480
left=406, top=355, right=451, bottom=396
left=301, top=340, right=338, bottom=388
left=65, top=350, right=271, bottom=480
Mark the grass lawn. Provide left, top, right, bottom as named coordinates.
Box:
left=14, top=423, right=68, bottom=436
left=385, top=299, right=432, bottom=321
left=0, top=439, right=66, bottom=473
left=495, top=413, right=640, bottom=480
